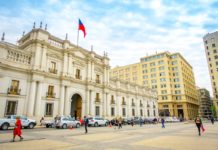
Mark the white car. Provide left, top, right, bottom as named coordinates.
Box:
left=88, top=117, right=108, bottom=127
left=55, top=116, right=81, bottom=129
left=0, top=115, right=37, bottom=130
left=42, top=120, right=55, bottom=128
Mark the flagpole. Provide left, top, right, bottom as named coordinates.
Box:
left=77, top=27, right=79, bottom=48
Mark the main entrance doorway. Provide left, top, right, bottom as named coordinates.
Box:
left=71, top=94, right=82, bottom=119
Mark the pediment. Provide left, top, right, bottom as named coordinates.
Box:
left=74, top=50, right=86, bottom=59
left=94, top=66, right=103, bottom=73
left=47, top=52, right=62, bottom=60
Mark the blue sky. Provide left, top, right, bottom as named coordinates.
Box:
left=0, top=0, right=218, bottom=95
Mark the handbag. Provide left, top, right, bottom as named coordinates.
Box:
left=201, top=125, right=205, bottom=132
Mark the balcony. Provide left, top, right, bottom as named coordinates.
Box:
left=49, top=68, right=57, bottom=74
left=75, top=75, right=82, bottom=80
left=96, top=79, right=101, bottom=84
left=7, top=86, right=21, bottom=95
left=111, top=100, right=115, bottom=104
left=46, top=92, right=56, bottom=98
left=95, top=98, right=100, bottom=103
left=122, top=102, right=126, bottom=105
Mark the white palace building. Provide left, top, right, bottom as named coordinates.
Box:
left=0, top=25, right=158, bottom=121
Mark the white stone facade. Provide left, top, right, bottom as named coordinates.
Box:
left=0, top=28, right=158, bottom=121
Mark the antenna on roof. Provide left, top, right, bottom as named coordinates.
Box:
left=40, top=21, right=42, bottom=28
left=45, top=24, right=47, bottom=31
left=1, top=32, right=5, bottom=41
left=33, top=22, right=36, bottom=29
left=22, top=31, right=25, bottom=36
left=91, top=45, right=93, bottom=51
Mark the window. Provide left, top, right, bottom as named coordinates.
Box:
left=132, top=109, right=135, bottom=116
left=174, top=84, right=180, bottom=88
left=161, top=84, right=166, bottom=88
left=160, top=72, right=165, bottom=76
left=153, top=110, right=156, bottom=116
left=174, top=78, right=180, bottom=82
left=143, top=75, right=148, bottom=79
left=5, top=101, right=18, bottom=116
left=161, top=90, right=167, bottom=94
left=208, top=52, right=210, bottom=55
left=172, top=67, right=178, bottom=71
left=122, top=108, right=126, bottom=116
left=8, top=80, right=20, bottom=95
left=75, top=69, right=81, bottom=79
left=162, top=96, right=167, bottom=100
left=147, top=110, right=150, bottom=117
left=150, top=62, right=155, bottom=66
left=160, top=78, right=166, bottom=82
left=150, top=68, right=156, bottom=72
left=122, top=97, right=126, bottom=105
left=111, top=107, right=115, bottom=116
left=215, top=56, right=218, bottom=59
left=209, top=58, right=211, bottom=61
left=214, top=50, right=217, bottom=53
left=173, top=72, right=179, bottom=76
left=152, top=85, right=157, bottom=89
left=151, top=79, right=157, bottom=83
left=143, top=80, right=148, bottom=85
left=205, top=40, right=207, bottom=44
left=111, top=95, right=115, bottom=104
left=96, top=93, right=100, bottom=102
left=142, top=70, right=148, bottom=73
left=158, top=60, right=164, bottom=65
left=151, top=74, right=156, bottom=78
left=47, top=85, right=55, bottom=98
left=96, top=74, right=100, bottom=83
left=176, top=96, right=181, bottom=100
left=212, top=43, right=216, bottom=47
left=95, top=106, right=100, bottom=116
left=49, top=61, right=57, bottom=74
left=172, top=61, right=177, bottom=65
left=175, top=90, right=181, bottom=94
left=140, top=109, right=143, bottom=116
left=142, top=64, right=147, bottom=68
left=45, top=103, right=53, bottom=116
left=159, top=66, right=165, bottom=70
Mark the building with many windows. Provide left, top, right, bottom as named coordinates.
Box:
left=110, top=52, right=199, bottom=119
left=197, top=88, right=212, bottom=118
left=0, top=25, right=158, bottom=121
left=203, top=31, right=218, bottom=117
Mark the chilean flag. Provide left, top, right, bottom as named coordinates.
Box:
left=78, top=19, right=86, bottom=38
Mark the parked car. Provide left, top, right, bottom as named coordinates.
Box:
left=42, top=120, right=55, bottom=128
left=88, top=117, right=108, bottom=127
left=55, top=116, right=81, bottom=129
left=165, top=117, right=180, bottom=122
left=0, top=115, right=37, bottom=130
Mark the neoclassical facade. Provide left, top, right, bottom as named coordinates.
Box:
left=0, top=26, right=158, bottom=121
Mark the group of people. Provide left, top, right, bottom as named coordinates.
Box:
left=10, top=115, right=215, bottom=142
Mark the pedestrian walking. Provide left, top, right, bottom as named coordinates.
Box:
left=161, top=118, right=165, bottom=128
left=211, top=117, right=214, bottom=125
left=131, top=118, right=134, bottom=127
left=40, top=117, right=44, bottom=126
left=118, top=117, right=122, bottom=129
left=139, top=117, right=143, bottom=127
left=12, top=116, right=23, bottom=142
left=114, top=119, right=118, bottom=130
left=195, top=116, right=202, bottom=136
left=84, top=116, right=89, bottom=134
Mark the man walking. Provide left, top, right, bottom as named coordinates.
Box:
left=84, top=116, right=89, bottom=134
left=161, top=118, right=165, bottom=128
left=12, top=116, right=23, bottom=142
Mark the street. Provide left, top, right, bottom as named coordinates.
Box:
left=0, top=122, right=218, bottom=150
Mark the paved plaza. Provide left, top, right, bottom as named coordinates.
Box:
left=0, top=122, right=218, bottom=150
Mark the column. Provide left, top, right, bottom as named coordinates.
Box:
left=34, top=43, right=42, bottom=70
left=63, top=53, right=68, bottom=75
left=91, top=91, right=95, bottom=116
left=116, top=95, right=120, bottom=116
left=68, top=54, right=72, bottom=76
left=86, top=90, right=90, bottom=115
left=35, top=81, right=42, bottom=117
left=82, top=100, right=86, bottom=118
left=87, top=61, right=91, bottom=81
left=128, top=97, right=131, bottom=117
left=41, top=45, right=47, bottom=71
left=64, top=86, right=70, bottom=115
left=91, top=62, right=95, bottom=81
left=59, top=85, right=65, bottom=115
left=27, top=81, right=36, bottom=116
left=89, top=90, right=92, bottom=115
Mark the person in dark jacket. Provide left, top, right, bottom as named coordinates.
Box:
left=211, top=117, right=214, bottom=125
left=161, top=118, right=165, bottom=128
left=195, top=116, right=202, bottom=136
left=84, top=116, right=89, bottom=134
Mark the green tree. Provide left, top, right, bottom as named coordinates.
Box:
left=211, top=105, right=217, bottom=118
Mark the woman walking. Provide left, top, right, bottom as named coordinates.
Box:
left=195, top=116, right=202, bottom=136
left=12, top=116, right=23, bottom=142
